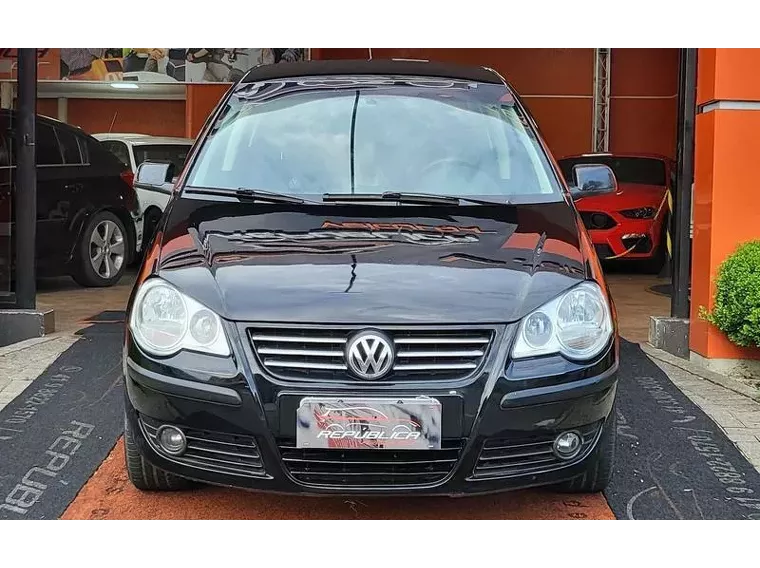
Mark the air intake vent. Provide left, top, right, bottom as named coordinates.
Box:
left=279, top=439, right=463, bottom=486
left=471, top=422, right=603, bottom=480
left=140, top=416, right=266, bottom=478
left=580, top=211, right=617, bottom=230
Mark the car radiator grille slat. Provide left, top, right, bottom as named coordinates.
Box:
left=278, top=440, right=463, bottom=487
left=248, top=326, right=494, bottom=382
left=470, top=422, right=603, bottom=480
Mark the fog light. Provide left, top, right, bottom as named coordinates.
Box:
left=553, top=431, right=582, bottom=460
left=157, top=425, right=187, bottom=456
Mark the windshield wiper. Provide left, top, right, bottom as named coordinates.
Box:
left=322, top=191, right=508, bottom=206
left=184, top=186, right=315, bottom=204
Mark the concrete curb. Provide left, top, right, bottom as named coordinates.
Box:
left=0, top=332, right=79, bottom=358
left=640, top=341, right=760, bottom=402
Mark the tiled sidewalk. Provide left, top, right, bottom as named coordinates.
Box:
left=0, top=333, right=79, bottom=412
left=642, top=343, right=760, bottom=472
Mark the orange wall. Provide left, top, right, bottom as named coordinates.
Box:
left=31, top=87, right=228, bottom=140
left=20, top=97, right=186, bottom=138
left=315, top=48, right=679, bottom=160
left=36, top=98, right=58, bottom=117
left=65, top=99, right=186, bottom=137
left=185, top=83, right=230, bottom=138
left=691, top=48, right=760, bottom=361
left=609, top=49, right=679, bottom=158
left=697, top=48, right=760, bottom=105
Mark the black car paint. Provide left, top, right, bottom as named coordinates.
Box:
left=155, top=199, right=588, bottom=324
left=124, top=63, right=619, bottom=495
left=0, top=110, right=139, bottom=292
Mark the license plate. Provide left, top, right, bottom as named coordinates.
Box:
left=296, top=396, right=442, bottom=450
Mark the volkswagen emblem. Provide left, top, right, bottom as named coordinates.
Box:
left=346, top=330, right=394, bottom=380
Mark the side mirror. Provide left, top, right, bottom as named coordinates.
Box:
left=569, top=163, right=618, bottom=200
left=134, top=161, right=176, bottom=188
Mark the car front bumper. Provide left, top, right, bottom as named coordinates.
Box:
left=585, top=216, right=663, bottom=261
left=123, top=324, right=619, bottom=497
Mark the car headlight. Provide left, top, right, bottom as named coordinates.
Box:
left=511, top=281, right=613, bottom=361
left=129, top=278, right=230, bottom=357
left=620, top=207, right=656, bottom=219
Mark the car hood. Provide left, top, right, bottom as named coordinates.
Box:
left=575, top=183, right=666, bottom=211
left=154, top=197, right=590, bottom=324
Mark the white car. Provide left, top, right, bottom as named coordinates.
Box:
left=93, top=133, right=193, bottom=252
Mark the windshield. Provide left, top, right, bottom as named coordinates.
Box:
left=133, top=144, right=191, bottom=174
left=186, top=82, right=562, bottom=202
left=558, top=156, right=667, bottom=187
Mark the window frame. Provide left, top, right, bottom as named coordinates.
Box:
left=35, top=122, right=65, bottom=167
left=0, top=121, right=92, bottom=170
left=54, top=127, right=85, bottom=166
left=131, top=143, right=191, bottom=173
left=101, top=140, right=132, bottom=170
left=0, top=128, right=11, bottom=168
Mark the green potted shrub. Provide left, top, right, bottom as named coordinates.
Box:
left=700, top=240, right=760, bottom=347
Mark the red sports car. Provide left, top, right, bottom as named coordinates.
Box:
left=557, top=152, right=675, bottom=272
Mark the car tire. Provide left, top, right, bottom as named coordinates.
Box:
left=72, top=211, right=129, bottom=287
left=555, top=408, right=616, bottom=494
left=124, top=412, right=195, bottom=492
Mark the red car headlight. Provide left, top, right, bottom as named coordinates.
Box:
left=620, top=207, right=656, bottom=219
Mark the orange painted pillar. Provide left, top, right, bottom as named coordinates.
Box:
left=690, top=49, right=760, bottom=361
left=184, top=83, right=232, bottom=139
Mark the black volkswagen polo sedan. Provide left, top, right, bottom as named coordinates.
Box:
left=123, top=59, right=620, bottom=496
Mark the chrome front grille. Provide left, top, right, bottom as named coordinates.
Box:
left=248, top=326, right=494, bottom=382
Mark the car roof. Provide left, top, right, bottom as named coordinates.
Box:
left=93, top=133, right=151, bottom=139
left=239, top=58, right=505, bottom=86
left=92, top=133, right=193, bottom=145
left=558, top=152, right=673, bottom=162
left=1, top=108, right=90, bottom=136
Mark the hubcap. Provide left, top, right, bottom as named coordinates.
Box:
left=89, top=220, right=124, bottom=279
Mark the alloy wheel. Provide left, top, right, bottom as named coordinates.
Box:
left=89, top=219, right=125, bottom=279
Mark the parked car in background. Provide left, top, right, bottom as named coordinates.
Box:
left=123, top=59, right=621, bottom=497
left=93, top=133, right=193, bottom=251
left=557, top=152, right=675, bottom=272
left=0, top=110, right=141, bottom=288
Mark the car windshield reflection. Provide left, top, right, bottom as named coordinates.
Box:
left=186, top=85, right=563, bottom=201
